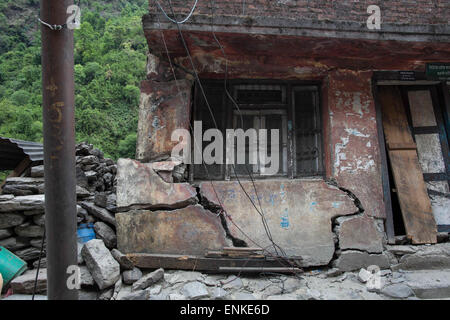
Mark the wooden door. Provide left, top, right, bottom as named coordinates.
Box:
left=378, top=86, right=437, bottom=244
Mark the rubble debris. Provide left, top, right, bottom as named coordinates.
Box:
left=131, top=268, right=164, bottom=291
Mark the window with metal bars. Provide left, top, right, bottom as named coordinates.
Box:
left=191, top=80, right=323, bottom=181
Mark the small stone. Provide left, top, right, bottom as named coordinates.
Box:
left=181, top=281, right=209, bottom=300
left=15, top=247, right=42, bottom=261
left=77, top=243, right=84, bottom=264
left=381, top=284, right=414, bottom=299
left=283, top=277, right=303, bottom=293
left=262, top=285, right=283, bottom=297
left=122, top=267, right=143, bottom=285
left=93, top=221, right=117, bottom=249
left=111, top=249, right=134, bottom=270
left=166, top=271, right=203, bottom=285
left=132, top=268, right=164, bottom=291
left=79, top=290, right=98, bottom=300
left=358, top=268, right=372, bottom=283
left=325, top=268, right=343, bottom=278
left=94, top=193, right=108, bottom=208
left=32, top=214, right=45, bottom=227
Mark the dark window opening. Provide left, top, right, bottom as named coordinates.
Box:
left=192, top=80, right=324, bottom=181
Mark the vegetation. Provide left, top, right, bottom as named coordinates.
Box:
left=0, top=0, right=149, bottom=159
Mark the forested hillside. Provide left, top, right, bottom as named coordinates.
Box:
left=0, top=0, right=150, bottom=160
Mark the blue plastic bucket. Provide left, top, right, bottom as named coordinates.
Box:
left=0, top=246, right=27, bottom=286
left=77, top=223, right=95, bottom=243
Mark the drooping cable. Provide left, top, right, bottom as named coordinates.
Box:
left=155, top=0, right=198, bottom=24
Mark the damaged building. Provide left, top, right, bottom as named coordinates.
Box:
left=115, top=1, right=450, bottom=272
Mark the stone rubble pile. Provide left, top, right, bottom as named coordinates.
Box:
left=0, top=143, right=118, bottom=287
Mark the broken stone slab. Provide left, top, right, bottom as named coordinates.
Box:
left=181, top=281, right=209, bottom=300
left=0, top=236, right=30, bottom=251
left=131, top=268, right=164, bottom=291
left=0, top=194, right=45, bottom=212
left=115, top=158, right=197, bottom=211
left=333, top=250, right=390, bottom=272
left=111, top=249, right=134, bottom=270
left=15, top=223, right=44, bottom=238
left=381, top=283, right=414, bottom=299
left=122, top=267, right=143, bottom=285
left=81, top=239, right=120, bottom=290
left=386, top=245, right=418, bottom=256
left=221, top=276, right=243, bottom=290
left=391, top=243, right=450, bottom=271
left=403, top=270, right=450, bottom=299
left=168, top=293, right=186, bottom=300
left=0, top=228, right=14, bottom=240
left=94, top=221, right=117, bottom=249
left=200, top=179, right=358, bottom=266
left=336, top=216, right=384, bottom=253
left=10, top=269, right=47, bottom=294
left=80, top=202, right=116, bottom=227
left=116, top=205, right=229, bottom=256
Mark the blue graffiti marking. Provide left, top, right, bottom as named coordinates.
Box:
left=280, top=209, right=289, bottom=229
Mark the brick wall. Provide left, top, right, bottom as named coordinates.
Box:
left=149, top=0, right=448, bottom=25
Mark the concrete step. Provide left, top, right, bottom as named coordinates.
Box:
left=403, top=269, right=450, bottom=299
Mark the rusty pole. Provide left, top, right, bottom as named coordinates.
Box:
left=41, top=0, right=78, bottom=300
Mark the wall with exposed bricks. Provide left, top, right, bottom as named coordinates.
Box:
left=149, top=0, right=448, bottom=25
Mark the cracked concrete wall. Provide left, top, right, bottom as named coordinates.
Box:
left=130, top=43, right=389, bottom=269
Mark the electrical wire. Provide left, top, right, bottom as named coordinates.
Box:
left=154, top=0, right=198, bottom=24
left=156, top=0, right=302, bottom=275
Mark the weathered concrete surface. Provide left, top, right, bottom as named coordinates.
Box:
left=403, top=270, right=450, bottom=299
left=116, top=205, right=230, bottom=256
left=333, top=251, right=390, bottom=271
left=200, top=179, right=357, bottom=266
left=327, top=70, right=384, bottom=219
left=116, top=159, right=197, bottom=211
left=337, top=216, right=384, bottom=253
left=136, top=79, right=192, bottom=162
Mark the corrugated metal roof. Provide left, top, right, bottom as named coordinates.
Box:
left=0, top=137, right=44, bottom=170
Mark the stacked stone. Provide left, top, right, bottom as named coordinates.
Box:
left=0, top=143, right=119, bottom=293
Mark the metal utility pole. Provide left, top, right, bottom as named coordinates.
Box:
left=41, top=0, right=78, bottom=300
